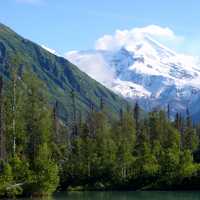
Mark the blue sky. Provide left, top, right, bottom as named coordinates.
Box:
left=1, top=0, right=200, bottom=55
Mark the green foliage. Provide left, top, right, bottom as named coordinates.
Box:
left=159, top=147, right=180, bottom=185
left=0, top=70, right=200, bottom=196
left=0, top=26, right=200, bottom=196
left=0, top=162, right=23, bottom=198
left=29, top=143, right=59, bottom=194
left=0, top=23, right=127, bottom=122
left=179, top=150, right=197, bottom=178
left=183, top=128, right=198, bottom=151
left=0, top=71, right=59, bottom=198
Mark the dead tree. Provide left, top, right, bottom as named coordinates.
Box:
left=119, top=107, right=123, bottom=125
left=100, top=96, right=104, bottom=111
left=0, top=76, right=6, bottom=161
left=12, top=70, right=17, bottom=155
left=167, top=104, right=170, bottom=120
left=53, top=101, right=59, bottom=143
left=71, top=89, right=77, bottom=136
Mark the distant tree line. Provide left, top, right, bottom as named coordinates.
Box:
left=1, top=58, right=200, bottom=198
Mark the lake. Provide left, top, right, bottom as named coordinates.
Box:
left=20, top=191, right=200, bottom=200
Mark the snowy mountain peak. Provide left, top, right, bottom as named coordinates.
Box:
left=65, top=30, right=200, bottom=118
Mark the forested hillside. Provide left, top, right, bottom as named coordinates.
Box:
left=0, top=69, right=200, bottom=197
left=0, top=23, right=127, bottom=121
left=1, top=23, right=200, bottom=198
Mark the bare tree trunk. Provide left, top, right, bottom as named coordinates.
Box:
left=12, top=72, right=17, bottom=155
left=87, top=161, right=91, bottom=177
left=0, top=76, right=6, bottom=161
left=71, top=89, right=77, bottom=136
left=53, top=101, right=59, bottom=143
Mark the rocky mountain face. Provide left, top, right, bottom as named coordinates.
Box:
left=0, top=23, right=127, bottom=121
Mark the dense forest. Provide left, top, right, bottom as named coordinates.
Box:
left=1, top=61, right=200, bottom=198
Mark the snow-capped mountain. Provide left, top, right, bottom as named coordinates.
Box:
left=66, top=32, right=200, bottom=119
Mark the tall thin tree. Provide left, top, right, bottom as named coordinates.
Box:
left=71, top=89, right=77, bottom=136
left=134, top=101, right=140, bottom=136
left=186, top=107, right=192, bottom=128
left=53, top=101, right=59, bottom=143
left=167, top=104, right=170, bottom=120
left=119, top=107, right=123, bottom=125
left=100, top=96, right=104, bottom=111
left=12, top=68, right=17, bottom=155
left=0, top=76, right=6, bottom=161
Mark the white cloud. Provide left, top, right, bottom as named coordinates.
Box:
left=65, top=51, right=116, bottom=87
left=65, top=25, right=198, bottom=90
left=95, top=25, right=184, bottom=51
left=133, top=25, right=176, bottom=38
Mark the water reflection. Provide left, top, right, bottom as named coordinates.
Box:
left=18, top=191, right=200, bottom=200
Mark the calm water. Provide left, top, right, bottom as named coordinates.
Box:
left=54, top=192, right=200, bottom=200
left=19, top=191, right=200, bottom=200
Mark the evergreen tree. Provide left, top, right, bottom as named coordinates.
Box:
left=179, top=150, right=197, bottom=178
left=134, top=102, right=140, bottom=136
left=22, top=73, right=59, bottom=195
left=1, top=54, right=200, bottom=195
left=113, top=111, right=136, bottom=182
left=71, top=89, right=78, bottom=136
left=167, top=104, right=170, bottom=120
left=53, top=101, right=60, bottom=144
left=183, top=128, right=198, bottom=151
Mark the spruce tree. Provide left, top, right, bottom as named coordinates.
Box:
left=22, top=73, right=59, bottom=195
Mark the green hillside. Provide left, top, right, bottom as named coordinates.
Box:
left=0, top=23, right=127, bottom=120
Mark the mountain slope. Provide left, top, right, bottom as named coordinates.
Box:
left=0, top=23, right=127, bottom=120
left=66, top=33, right=200, bottom=120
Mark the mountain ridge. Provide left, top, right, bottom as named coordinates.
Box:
left=0, top=23, right=127, bottom=121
